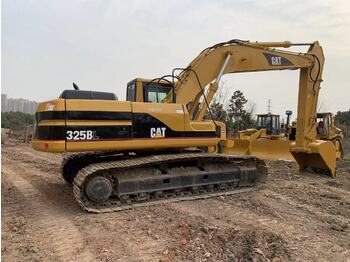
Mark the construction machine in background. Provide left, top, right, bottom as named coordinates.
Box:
left=32, top=39, right=338, bottom=213
left=231, top=111, right=343, bottom=161
left=231, top=111, right=294, bottom=160
left=316, top=112, right=343, bottom=159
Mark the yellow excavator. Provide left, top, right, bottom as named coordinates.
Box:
left=32, top=39, right=337, bottom=213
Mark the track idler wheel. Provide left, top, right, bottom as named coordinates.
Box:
left=85, top=176, right=113, bottom=203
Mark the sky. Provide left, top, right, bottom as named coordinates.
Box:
left=2, top=0, right=350, bottom=119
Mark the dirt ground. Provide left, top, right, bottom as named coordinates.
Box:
left=1, top=139, right=350, bottom=262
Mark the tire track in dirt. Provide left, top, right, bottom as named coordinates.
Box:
left=2, top=180, right=62, bottom=261
left=74, top=212, right=168, bottom=262
left=169, top=195, right=349, bottom=261
left=2, top=145, right=61, bottom=164
left=3, top=154, right=167, bottom=262
left=2, top=164, right=95, bottom=262
left=264, top=189, right=350, bottom=225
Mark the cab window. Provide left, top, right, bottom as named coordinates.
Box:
left=143, top=83, right=172, bottom=103
left=147, top=91, right=158, bottom=103
left=126, top=82, right=136, bottom=101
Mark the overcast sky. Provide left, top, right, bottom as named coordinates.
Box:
left=2, top=0, right=350, bottom=118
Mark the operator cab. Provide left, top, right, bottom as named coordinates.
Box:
left=256, top=113, right=280, bottom=135
left=126, top=78, right=173, bottom=103
left=316, top=113, right=331, bottom=137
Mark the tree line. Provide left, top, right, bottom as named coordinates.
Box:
left=335, top=110, right=350, bottom=126
left=1, top=112, right=34, bottom=129
left=335, top=110, right=350, bottom=137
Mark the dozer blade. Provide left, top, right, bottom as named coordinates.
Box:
left=250, top=140, right=294, bottom=161
left=290, top=140, right=336, bottom=177
left=223, top=139, right=294, bottom=161
left=225, top=139, right=251, bottom=155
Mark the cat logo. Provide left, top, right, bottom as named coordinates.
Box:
left=263, top=52, right=293, bottom=66
left=271, top=56, right=282, bottom=65
left=150, top=127, right=166, bottom=138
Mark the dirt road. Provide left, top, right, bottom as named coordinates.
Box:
left=2, top=140, right=350, bottom=261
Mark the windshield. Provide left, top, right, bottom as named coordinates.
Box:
left=143, top=83, right=172, bottom=103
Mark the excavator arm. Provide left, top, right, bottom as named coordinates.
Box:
left=167, top=40, right=336, bottom=176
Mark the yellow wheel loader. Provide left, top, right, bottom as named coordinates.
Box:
left=32, top=39, right=338, bottom=213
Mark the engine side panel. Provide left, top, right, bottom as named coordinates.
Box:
left=32, top=99, right=219, bottom=152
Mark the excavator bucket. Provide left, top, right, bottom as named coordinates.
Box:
left=290, top=140, right=336, bottom=177
left=224, top=139, right=294, bottom=161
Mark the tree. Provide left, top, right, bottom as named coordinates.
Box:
left=227, top=90, right=254, bottom=131
left=206, top=99, right=228, bottom=123
left=240, top=103, right=256, bottom=130
left=205, top=90, right=255, bottom=133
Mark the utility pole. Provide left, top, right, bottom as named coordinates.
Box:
left=267, top=99, right=272, bottom=113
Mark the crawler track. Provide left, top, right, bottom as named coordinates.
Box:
left=61, top=152, right=119, bottom=183
left=70, top=153, right=267, bottom=213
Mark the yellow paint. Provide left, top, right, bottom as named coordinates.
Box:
left=32, top=138, right=219, bottom=153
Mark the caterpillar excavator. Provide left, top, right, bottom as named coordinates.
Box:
left=32, top=39, right=337, bottom=213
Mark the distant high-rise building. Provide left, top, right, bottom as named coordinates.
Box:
left=1, top=94, right=37, bottom=114
left=1, top=94, right=7, bottom=112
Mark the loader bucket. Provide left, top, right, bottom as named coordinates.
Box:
left=250, top=140, right=294, bottom=161
left=290, top=140, right=336, bottom=177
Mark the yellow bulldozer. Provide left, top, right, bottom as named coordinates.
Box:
left=32, top=39, right=338, bottom=213
left=230, top=111, right=294, bottom=160
left=316, top=112, right=343, bottom=159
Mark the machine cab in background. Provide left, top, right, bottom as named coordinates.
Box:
left=256, top=113, right=281, bottom=136
left=316, top=112, right=331, bottom=137
left=316, top=112, right=343, bottom=140
left=126, top=78, right=173, bottom=103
